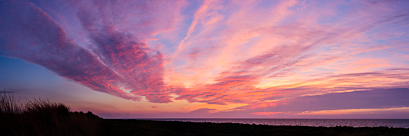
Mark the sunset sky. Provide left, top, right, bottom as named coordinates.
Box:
left=1, top=0, right=409, bottom=119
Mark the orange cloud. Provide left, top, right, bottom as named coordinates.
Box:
left=252, top=112, right=284, bottom=116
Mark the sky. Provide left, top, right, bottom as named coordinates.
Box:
left=1, top=0, right=409, bottom=119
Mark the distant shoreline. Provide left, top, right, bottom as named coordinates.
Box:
left=120, top=118, right=409, bottom=120
left=98, top=119, right=409, bottom=136
left=112, top=118, right=409, bottom=129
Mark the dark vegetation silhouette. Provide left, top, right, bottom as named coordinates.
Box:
left=0, top=91, right=101, bottom=136
left=1, top=90, right=408, bottom=136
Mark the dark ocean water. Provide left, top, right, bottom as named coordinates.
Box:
left=149, top=119, right=409, bottom=128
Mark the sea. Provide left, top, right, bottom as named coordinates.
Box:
left=147, top=119, right=409, bottom=128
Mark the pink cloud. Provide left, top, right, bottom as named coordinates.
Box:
left=163, top=0, right=409, bottom=112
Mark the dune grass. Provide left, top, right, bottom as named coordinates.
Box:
left=0, top=91, right=101, bottom=136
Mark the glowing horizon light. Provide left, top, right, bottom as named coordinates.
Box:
left=297, top=107, right=409, bottom=115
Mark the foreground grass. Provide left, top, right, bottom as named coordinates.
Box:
left=0, top=92, right=101, bottom=136
left=2, top=92, right=409, bottom=136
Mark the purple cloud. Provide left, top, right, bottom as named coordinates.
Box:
left=0, top=0, right=184, bottom=103
left=0, top=0, right=139, bottom=100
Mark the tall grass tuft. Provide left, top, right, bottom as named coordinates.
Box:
left=0, top=91, right=22, bottom=115
left=0, top=91, right=23, bottom=135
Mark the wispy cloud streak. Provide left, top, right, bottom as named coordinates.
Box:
left=74, top=0, right=183, bottom=102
